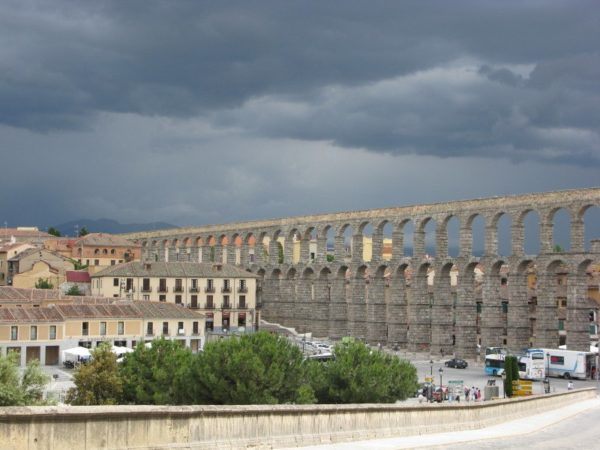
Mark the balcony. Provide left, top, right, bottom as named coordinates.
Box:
left=222, top=302, right=231, bottom=309
left=174, top=286, right=184, bottom=293
left=238, top=286, right=248, bottom=293
left=205, top=286, right=215, bottom=293
left=157, top=286, right=169, bottom=293
left=141, top=286, right=152, bottom=293
left=205, top=304, right=215, bottom=310
left=238, top=302, right=247, bottom=309
left=221, top=286, right=231, bottom=293
left=190, top=286, right=199, bottom=293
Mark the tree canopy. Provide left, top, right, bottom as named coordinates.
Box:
left=0, top=352, right=50, bottom=406
left=47, top=227, right=61, bottom=237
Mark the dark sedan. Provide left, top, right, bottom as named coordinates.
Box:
left=444, top=358, right=468, bottom=369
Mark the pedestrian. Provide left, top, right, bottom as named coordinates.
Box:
left=464, top=387, right=470, bottom=402
left=567, top=381, right=574, bottom=391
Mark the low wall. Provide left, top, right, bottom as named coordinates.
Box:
left=0, top=388, right=596, bottom=450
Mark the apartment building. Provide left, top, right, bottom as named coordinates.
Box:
left=7, top=248, right=75, bottom=288
left=91, top=262, right=257, bottom=334
left=0, top=242, right=34, bottom=285
left=0, top=301, right=205, bottom=366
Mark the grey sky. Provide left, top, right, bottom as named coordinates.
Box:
left=1, top=0, right=599, bottom=246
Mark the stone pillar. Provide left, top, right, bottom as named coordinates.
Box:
left=534, top=271, right=559, bottom=348
left=351, top=234, right=363, bottom=263
left=269, top=240, right=280, bottom=265
left=366, top=274, right=387, bottom=344
left=485, top=224, right=498, bottom=257
left=479, top=271, right=504, bottom=351
left=295, top=277, right=313, bottom=334
left=348, top=276, right=367, bottom=340
left=459, top=226, right=472, bottom=258
left=214, top=244, right=224, bottom=264
left=312, top=277, right=330, bottom=337
left=334, top=235, right=346, bottom=261
left=315, top=236, right=327, bottom=263
left=407, top=268, right=431, bottom=353
left=240, top=244, right=249, bottom=266
left=539, top=220, right=553, bottom=254
left=226, top=245, right=237, bottom=265
left=570, top=218, right=584, bottom=253
left=391, top=228, right=404, bottom=261
left=506, top=269, right=531, bottom=350
left=431, top=266, right=454, bottom=356
left=567, top=271, right=590, bottom=351
left=280, top=275, right=297, bottom=329
left=455, top=272, right=478, bottom=359
left=413, top=230, right=426, bottom=258
left=511, top=223, right=524, bottom=256
left=254, top=242, right=265, bottom=266
left=436, top=225, right=448, bottom=259
left=387, top=270, right=408, bottom=348
left=300, top=238, right=311, bottom=264
left=284, top=237, right=294, bottom=264
left=328, top=275, right=349, bottom=339
left=262, top=276, right=280, bottom=324
left=371, top=231, right=383, bottom=262
left=190, top=246, right=200, bottom=263
left=159, top=245, right=167, bottom=262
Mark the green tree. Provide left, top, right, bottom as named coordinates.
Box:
left=47, top=227, right=61, bottom=237
left=189, top=332, right=314, bottom=404
left=312, top=340, right=418, bottom=403
left=277, top=241, right=284, bottom=264
left=78, top=226, right=89, bottom=237
left=66, top=285, right=83, bottom=296
left=35, top=278, right=54, bottom=289
left=66, top=344, right=122, bottom=405
left=326, top=254, right=335, bottom=262
left=119, top=339, right=193, bottom=405
left=0, top=352, right=50, bottom=406
left=503, top=355, right=519, bottom=398
left=553, top=244, right=564, bottom=253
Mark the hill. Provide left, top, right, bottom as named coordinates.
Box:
left=51, top=219, right=177, bottom=237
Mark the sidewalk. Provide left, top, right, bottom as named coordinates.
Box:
left=293, top=396, right=600, bottom=449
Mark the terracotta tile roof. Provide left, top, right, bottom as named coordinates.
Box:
left=92, top=261, right=257, bottom=279
left=0, top=228, right=52, bottom=238
left=66, top=271, right=91, bottom=283
left=76, top=233, right=141, bottom=248
left=0, top=306, right=63, bottom=323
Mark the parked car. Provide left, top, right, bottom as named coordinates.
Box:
left=444, top=358, right=468, bottom=369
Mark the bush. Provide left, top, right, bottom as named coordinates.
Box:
left=0, top=352, right=50, bottom=406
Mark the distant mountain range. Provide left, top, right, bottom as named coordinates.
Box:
left=51, top=219, right=178, bottom=237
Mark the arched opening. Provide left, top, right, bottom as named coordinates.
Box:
left=446, top=216, right=460, bottom=258
left=287, top=229, right=301, bottom=264
left=470, top=214, right=485, bottom=257
left=551, top=208, right=571, bottom=252
left=422, top=218, right=436, bottom=257
left=380, top=221, right=393, bottom=261
left=400, top=220, right=414, bottom=257
left=522, top=210, right=541, bottom=255
left=324, top=226, right=335, bottom=262
left=304, top=227, right=317, bottom=263
left=494, top=213, right=512, bottom=257
left=339, top=224, right=353, bottom=260
left=360, top=222, right=373, bottom=262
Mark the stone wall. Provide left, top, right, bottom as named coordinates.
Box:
left=0, top=389, right=595, bottom=449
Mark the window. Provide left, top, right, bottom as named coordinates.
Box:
left=550, top=355, right=564, bottom=365
left=558, top=319, right=565, bottom=331
left=111, top=260, right=116, bottom=265
left=206, top=279, right=214, bottom=292
left=94, top=259, right=99, bottom=265
left=159, top=295, right=166, bottom=302
left=82, top=321, right=89, bottom=336
left=49, top=325, right=56, bottom=340
left=223, top=279, right=231, bottom=292
left=501, top=302, right=508, bottom=314
left=178, top=321, right=184, bottom=334
left=111, top=249, right=116, bottom=254
left=238, top=313, right=246, bottom=327
left=159, top=278, right=167, bottom=292
left=30, top=326, right=37, bottom=340
left=239, top=295, right=246, bottom=308
left=100, top=322, right=107, bottom=336
left=191, top=295, right=198, bottom=308
left=206, top=295, right=214, bottom=308
left=113, top=278, right=119, bottom=287
left=147, top=322, right=153, bottom=335
left=11, top=326, right=18, bottom=340
left=142, top=278, right=151, bottom=292
left=239, top=279, right=247, bottom=292
left=143, top=295, right=150, bottom=301
left=162, top=322, right=169, bottom=335
left=175, top=295, right=182, bottom=305
left=223, top=295, right=230, bottom=308
left=192, top=321, right=199, bottom=334
left=175, top=279, right=183, bottom=292
left=118, top=321, right=124, bottom=335
left=206, top=320, right=214, bottom=332
left=191, top=279, right=198, bottom=291
left=476, top=302, right=482, bottom=314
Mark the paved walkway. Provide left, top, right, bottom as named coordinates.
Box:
left=294, top=396, right=600, bottom=449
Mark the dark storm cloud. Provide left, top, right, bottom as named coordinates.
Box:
left=1, top=0, right=598, bottom=166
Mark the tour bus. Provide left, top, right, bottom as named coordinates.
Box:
left=484, top=348, right=545, bottom=380
left=537, top=348, right=595, bottom=380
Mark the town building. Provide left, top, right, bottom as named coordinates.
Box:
left=91, top=262, right=258, bottom=334
left=0, top=300, right=205, bottom=366
left=45, top=233, right=142, bottom=273
left=0, top=227, right=52, bottom=246
left=0, top=242, right=35, bottom=286
left=60, top=271, right=92, bottom=296
left=7, top=248, right=75, bottom=289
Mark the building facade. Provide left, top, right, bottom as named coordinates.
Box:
left=91, top=262, right=258, bottom=334
left=0, top=301, right=205, bottom=366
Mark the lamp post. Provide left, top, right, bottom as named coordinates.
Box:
left=430, top=359, right=433, bottom=376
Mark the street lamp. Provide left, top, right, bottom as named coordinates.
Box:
left=430, top=359, right=433, bottom=376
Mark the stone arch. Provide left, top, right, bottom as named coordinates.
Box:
left=545, top=207, right=571, bottom=252
left=337, top=223, right=354, bottom=261
left=490, top=211, right=512, bottom=257
left=515, top=209, right=541, bottom=255
left=578, top=204, right=600, bottom=252
left=407, top=261, right=432, bottom=352
left=366, top=264, right=389, bottom=344
left=397, top=219, right=415, bottom=257
left=375, top=219, right=393, bottom=261
left=416, top=217, right=436, bottom=258
left=327, top=265, right=350, bottom=339
left=437, top=214, right=460, bottom=259
left=285, top=228, right=302, bottom=264
left=465, top=213, right=485, bottom=257
left=358, top=221, right=374, bottom=263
